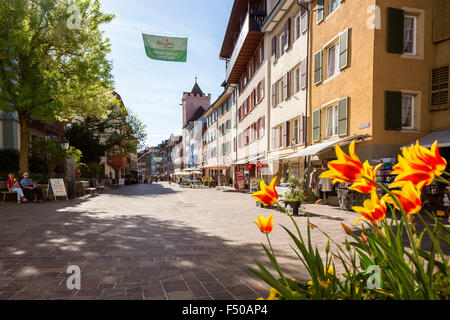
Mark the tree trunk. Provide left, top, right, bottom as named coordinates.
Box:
left=18, top=111, right=31, bottom=174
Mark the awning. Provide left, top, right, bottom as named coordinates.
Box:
left=234, top=159, right=248, bottom=165
left=404, top=129, right=450, bottom=148
left=248, top=154, right=264, bottom=163
left=282, top=135, right=368, bottom=159
left=260, top=154, right=290, bottom=162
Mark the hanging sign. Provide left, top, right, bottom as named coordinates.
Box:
left=142, top=34, right=188, bottom=62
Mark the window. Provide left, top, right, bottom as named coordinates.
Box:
left=327, top=43, right=340, bottom=78
left=402, top=94, right=414, bottom=129
left=326, top=105, right=338, bottom=138
left=279, top=79, right=284, bottom=103
left=301, top=12, right=308, bottom=34
left=278, top=126, right=283, bottom=149
left=295, top=67, right=300, bottom=93
left=295, top=14, right=301, bottom=40
left=292, top=118, right=299, bottom=143
left=258, top=117, right=265, bottom=139
left=259, top=80, right=265, bottom=101
left=404, top=15, right=417, bottom=55
left=329, top=0, right=340, bottom=14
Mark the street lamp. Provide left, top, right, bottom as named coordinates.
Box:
left=60, top=137, right=75, bottom=199
left=60, top=137, right=70, bottom=151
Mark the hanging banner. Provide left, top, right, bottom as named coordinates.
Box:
left=142, top=33, right=188, bottom=62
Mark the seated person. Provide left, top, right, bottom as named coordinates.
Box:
left=6, top=173, right=28, bottom=204
left=20, top=172, right=44, bottom=203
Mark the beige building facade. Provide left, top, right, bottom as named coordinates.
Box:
left=263, top=0, right=310, bottom=182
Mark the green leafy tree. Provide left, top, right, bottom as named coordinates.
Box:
left=65, top=121, right=105, bottom=164
left=0, top=0, right=116, bottom=173
left=31, top=138, right=82, bottom=177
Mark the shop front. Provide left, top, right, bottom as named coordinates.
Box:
left=283, top=135, right=369, bottom=207
left=234, top=154, right=265, bottom=192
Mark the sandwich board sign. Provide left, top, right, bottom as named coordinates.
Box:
left=48, top=179, right=68, bottom=201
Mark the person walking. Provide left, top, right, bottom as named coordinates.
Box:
left=20, top=172, right=44, bottom=203
left=6, top=173, right=28, bottom=204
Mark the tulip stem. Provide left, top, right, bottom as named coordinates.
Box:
left=362, top=176, right=423, bottom=270
left=276, top=201, right=304, bottom=243
left=442, top=171, right=450, bottom=177
left=266, top=234, right=291, bottom=290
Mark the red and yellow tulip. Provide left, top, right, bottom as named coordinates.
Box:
left=320, top=141, right=365, bottom=184
left=382, top=181, right=422, bottom=215
left=252, top=177, right=279, bottom=207
left=391, top=141, right=447, bottom=190
left=348, top=161, right=382, bottom=194
left=254, top=214, right=274, bottom=234
left=353, top=191, right=387, bottom=224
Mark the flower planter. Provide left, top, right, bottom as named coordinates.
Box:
left=283, top=200, right=302, bottom=216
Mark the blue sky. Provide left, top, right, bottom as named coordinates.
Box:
left=99, top=0, right=234, bottom=148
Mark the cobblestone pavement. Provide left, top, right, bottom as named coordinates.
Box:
left=0, top=182, right=368, bottom=300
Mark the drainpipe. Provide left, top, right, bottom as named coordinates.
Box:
left=297, top=0, right=313, bottom=189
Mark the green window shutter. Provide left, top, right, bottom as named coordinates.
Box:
left=433, top=0, right=450, bottom=42
left=317, top=0, right=324, bottom=24
left=430, top=65, right=449, bottom=110
left=387, top=7, right=405, bottom=53
left=385, top=91, right=402, bottom=130
left=339, top=29, right=349, bottom=70
left=312, top=109, right=321, bottom=142
left=338, top=97, right=349, bottom=136
left=314, top=50, right=323, bottom=85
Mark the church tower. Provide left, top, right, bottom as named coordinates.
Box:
left=181, top=78, right=211, bottom=127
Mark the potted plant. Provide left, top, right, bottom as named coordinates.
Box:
left=282, top=177, right=307, bottom=216
left=202, top=178, right=209, bottom=186
left=208, top=177, right=216, bottom=188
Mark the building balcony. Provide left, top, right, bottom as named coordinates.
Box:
left=225, top=10, right=266, bottom=84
